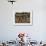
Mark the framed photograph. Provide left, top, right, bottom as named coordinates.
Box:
left=14, top=11, right=32, bottom=26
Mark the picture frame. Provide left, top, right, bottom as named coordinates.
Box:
left=13, top=11, right=32, bottom=26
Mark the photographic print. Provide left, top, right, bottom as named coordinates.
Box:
left=15, top=11, right=32, bottom=25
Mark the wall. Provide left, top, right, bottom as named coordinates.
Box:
left=0, top=0, right=46, bottom=42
